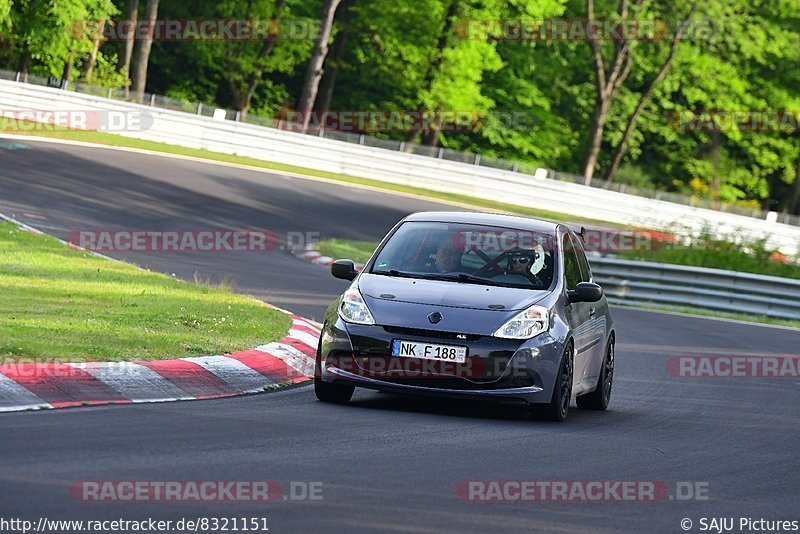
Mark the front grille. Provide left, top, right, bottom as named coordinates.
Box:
left=378, top=375, right=534, bottom=390
left=382, top=326, right=482, bottom=341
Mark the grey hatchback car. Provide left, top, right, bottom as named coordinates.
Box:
left=315, top=212, right=615, bottom=421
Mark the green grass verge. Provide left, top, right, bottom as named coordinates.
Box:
left=3, top=127, right=618, bottom=227
left=618, top=246, right=800, bottom=280
left=0, top=222, right=292, bottom=362
left=317, top=238, right=378, bottom=265
left=316, top=238, right=800, bottom=329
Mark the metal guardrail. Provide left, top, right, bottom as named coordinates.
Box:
left=590, top=256, right=800, bottom=320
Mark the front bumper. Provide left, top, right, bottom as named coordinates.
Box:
left=319, top=318, right=565, bottom=405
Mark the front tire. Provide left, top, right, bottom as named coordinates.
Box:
left=314, top=334, right=355, bottom=403
left=314, top=375, right=355, bottom=403
left=577, top=338, right=614, bottom=411
left=533, top=343, right=573, bottom=422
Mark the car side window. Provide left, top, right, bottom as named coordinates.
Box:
left=571, top=233, right=592, bottom=283
left=562, top=234, right=581, bottom=291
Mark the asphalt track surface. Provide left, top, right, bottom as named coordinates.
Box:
left=1, top=139, right=798, bottom=533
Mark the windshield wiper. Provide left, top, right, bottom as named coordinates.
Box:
left=376, top=269, right=425, bottom=279
left=421, top=273, right=506, bottom=287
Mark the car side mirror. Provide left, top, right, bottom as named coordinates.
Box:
left=331, top=259, right=358, bottom=281
left=568, top=282, right=603, bottom=303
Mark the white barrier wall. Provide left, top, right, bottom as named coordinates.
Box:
left=2, top=79, right=799, bottom=255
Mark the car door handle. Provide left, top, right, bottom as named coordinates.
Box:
left=589, top=307, right=596, bottom=317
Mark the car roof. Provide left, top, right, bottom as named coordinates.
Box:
left=403, top=211, right=562, bottom=234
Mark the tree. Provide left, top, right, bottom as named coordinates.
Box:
left=581, top=0, right=695, bottom=184
left=207, top=0, right=315, bottom=119
left=402, top=0, right=507, bottom=148
left=8, top=0, right=116, bottom=80
left=314, top=0, right=355, bottom=111
left=297, top=0, right=343, bottom=129
left=120, top=0, right=138, bottom=94
left=600, top=7, right=695, bottom=183
left=445, top=0, right=570, bottom=164
left=131, top=0, right=158, bottom=103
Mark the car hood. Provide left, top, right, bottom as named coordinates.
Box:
left=359, top=273, right=547, bottom=311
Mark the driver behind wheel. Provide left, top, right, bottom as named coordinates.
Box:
left=506, top=249, right=544, bottom=285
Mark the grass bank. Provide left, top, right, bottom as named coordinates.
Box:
left=0, top=222, right=292, bottom=362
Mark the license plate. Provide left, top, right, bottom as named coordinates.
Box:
left=391, top=340, right=467, bottom=363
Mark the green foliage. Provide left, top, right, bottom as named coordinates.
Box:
left=0, top=0, right=11, bottom=30
left=7, top=0, right=117, bottom=76
left=86, top=50, right=127, bottom=87
left=317, top=238, right=376, bottom=264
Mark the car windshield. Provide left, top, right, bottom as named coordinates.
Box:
left=370, top=221, right=556, bottom=289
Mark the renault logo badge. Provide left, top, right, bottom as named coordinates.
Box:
left=428, top=312, right=443, bottom=324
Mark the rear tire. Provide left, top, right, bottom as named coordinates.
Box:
left=314, top=332, right=355, bottom=404
left=532, top=343, right=573, bottom=422
left=577, top=338, right=614, bottom=411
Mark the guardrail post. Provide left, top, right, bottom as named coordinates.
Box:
left=149, top=94, right=156, bottom=106
left=14, top=71, right=20, bottom=82
left=107, top=88, right=113, bottom=99
left=359, top=134, right=365, bottom=145
left=197, top=103, right=203, bottom=115
left=399, top=142, right=405, bottom=152
left=438, top=148, right=444, bottom=159
left=512, top=162, right=519, bottom=173
left=474, top=154, right=481, bottom=165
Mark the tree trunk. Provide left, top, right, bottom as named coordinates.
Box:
left=62, top=50, right=75, bottom=84
left=84, top=29, right=103, bottom=82
left=708, top=130, right=721, bottom=206
left=297, top=0, right=343, bottom=130
left=229, top=79, right=259, bottom=120
left=422, top=117, right=442, bottom=147
left=788, top=152, right=800, bottom=214
left=582, top=98, right=610, bottom=183
left=121, top=0, right=139, bottom=96
left=314, top=0, right=354, bottom=112
left=18, top=44, right=31, bottom=81
left=131, top=0, right=159, bottom=104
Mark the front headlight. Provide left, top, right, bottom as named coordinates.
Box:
left=338, top=285, right=375, bottom=325
left=493, top=305, right=549, bottom=339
